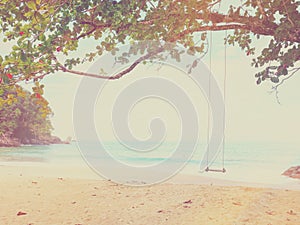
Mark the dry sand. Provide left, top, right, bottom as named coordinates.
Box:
left=1, top=170, right=300, bottom=225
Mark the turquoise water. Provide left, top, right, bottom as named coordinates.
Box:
left=0, top=142, right=300, bottom=188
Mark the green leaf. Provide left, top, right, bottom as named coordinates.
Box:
left=38, top=34, right=46, bottom=41
left=256, top=77, right=261, bottom=85
left=268, top=66, right=277, bottom=70
left=201, top=33, right=207, bottom=41
left=24, top=11, right=34, bottom=18
left=12, top=45, right=19, bottom=51
left=27, top=1, right=37, bottom=11
left=270, top=77, right=279, bottom=83
left=282, top=68, right=288, bottom=75
left=195, top=45, right=204, bottom=52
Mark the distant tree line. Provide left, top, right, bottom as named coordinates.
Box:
left=0, top=83, right=60, bottom=146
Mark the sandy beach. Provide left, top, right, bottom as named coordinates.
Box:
left=1, top=165, right=300, bottom=225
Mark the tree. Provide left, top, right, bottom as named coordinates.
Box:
left=0, top=0, right=299, bottom=89
left=0, top=84, right=53, bottom=145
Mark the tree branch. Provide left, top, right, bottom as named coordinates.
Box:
left=271, top=67, right=300, bottom=104
left=75, top=27, right=97, bottom=40
left=72, top=10, right=300, bottom=44
left=176, top=24, right=247, bottom=39
left=52, top=47, right=164, bottom=80
left=256, top=0, right=266, bottom=20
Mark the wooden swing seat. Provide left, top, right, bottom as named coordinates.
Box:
left=205, top=167, right=226, bottom=173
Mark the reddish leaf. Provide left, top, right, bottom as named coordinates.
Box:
left=17, top=211, right=27, bottom=216
left=6, top=73, right=13, bottom=79
left=183, top=200, right=192, bottom=204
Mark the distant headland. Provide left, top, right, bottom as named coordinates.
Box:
left=0, top=135, right=69, bottom=147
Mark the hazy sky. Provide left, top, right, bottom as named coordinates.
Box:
left=27, top=31, right=300, bottom=144
left=3, top=0, right=297, bottom=144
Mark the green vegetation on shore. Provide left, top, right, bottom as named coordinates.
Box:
left=0, top=83, right=60, bottom=147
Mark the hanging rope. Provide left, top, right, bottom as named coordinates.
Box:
left=222, top=28, right=228, bottom=172
left=206, top=28, right=212, bottom=170
left=205, top=30, right=227, bottom=172
left=205, top=7, right=227, bottom=173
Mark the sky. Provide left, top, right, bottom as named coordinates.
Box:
left=2, top=0, right=299, bottom=145
left=26, top=31, right=300, bottom=144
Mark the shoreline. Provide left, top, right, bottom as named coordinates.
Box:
left=0, top=136, right=69, bottom=148
left=1, top=143, right=300, bottom=191
left=1, top=142, right=300, bottom=190
left=0, top=161, right=299, bottom=191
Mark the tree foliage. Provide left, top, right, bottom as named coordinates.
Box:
left=0, top=0, right=299, bottom=86
left=0, top=83, right=53, bottom=144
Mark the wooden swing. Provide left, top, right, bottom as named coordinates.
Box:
left=204, top=27, right=227, bottom=173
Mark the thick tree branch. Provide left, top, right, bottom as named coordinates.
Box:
left=73, top=3, right=300, bottom=44
left=177, top=24, right=247, bottom=38
left=52, top=47, right=164, bottom=80
left=75, top=12, right=289, bottom=43
left=200, top=12, right=278, bottom=37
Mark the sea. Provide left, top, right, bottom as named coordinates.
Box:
left=0, top=141, right=300, bottom=189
